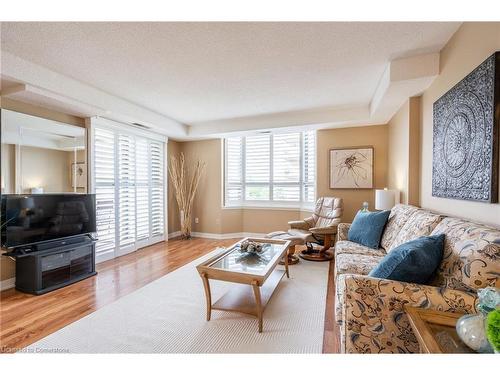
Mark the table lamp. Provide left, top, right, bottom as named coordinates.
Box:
left=375, top=188, right=397, bottom=211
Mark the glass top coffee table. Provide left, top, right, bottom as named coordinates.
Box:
left=196, top=237, right=291, bottom=332
left=405, top=307, right=475, bottom=353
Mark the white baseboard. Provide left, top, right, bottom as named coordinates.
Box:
left=0, top=277, right=15, bottom=291
left=189, top=231, right=221, bottom=239
left=225, top=232, right=266, bottom=239
left=167, top=231, right=181, bottom=239
left=168, top=231, right=266, bottom=240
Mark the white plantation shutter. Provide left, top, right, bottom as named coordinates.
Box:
left=273, top=133, right=300, bottom=201
left=135, top=138, right=150, bottom=242
left=225, top=137, right=243, bottom=203
left=303, top=130, right=316, bottom=203
left=150, top=141, right=164, bottom=237
left=94, top=128, right=116, bottom=257
left=118, top=134, right=136, bottom=250
left=93, top=122, right=165, bottom=261
left=224, top=130, right=316, bottom=206
left=245, top=134, right=270, bottom=200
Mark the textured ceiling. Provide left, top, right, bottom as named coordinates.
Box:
left=1, top=22, right=460, bottom=125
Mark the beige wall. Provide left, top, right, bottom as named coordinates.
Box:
left=317, top=125, right=389, bottom=222
left=420, top=22, right=500, bottom=227
left=182, top=139, right=224, bottom=234
left=388, top=101, right=409, bottom=203
left=21, top=146, right=72, bottom=193
left=408, top=97, right=421, bottom=207
left=167, top=140, right=182, bottom=234
left=242, top=209, right=301, bottom=233
left=388, top=97, right=421, bottom=205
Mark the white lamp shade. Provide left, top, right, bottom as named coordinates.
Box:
left=375, top=189, right=396, bottom=210
left=31, top=187, right=44, bottom=194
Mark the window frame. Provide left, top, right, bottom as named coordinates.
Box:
left=223, top=130, right=316, bottom=210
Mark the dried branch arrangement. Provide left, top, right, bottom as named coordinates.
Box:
left=168, top=152, right=206, bottom=239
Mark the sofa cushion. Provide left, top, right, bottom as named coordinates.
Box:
left=369, top=234, right=445, bottom=284
left=380, top=204, right=420, bottom=250
left=335, top=240, right=386, bottom=257
left=387, top=210, right=443, bottom=252
left=348, top=210, right=390, bottom=249
left=335, top=253, right=383, bottom=276
left=430, top=217, right=500, bottom=292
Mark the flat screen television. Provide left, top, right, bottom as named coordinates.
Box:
left=1, top=194, right=96, bottom=249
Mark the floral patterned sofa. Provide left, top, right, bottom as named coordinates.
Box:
left=334, top=204, right=500, bottom=353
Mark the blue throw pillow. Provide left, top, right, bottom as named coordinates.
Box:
left=368, top=234, right=445, bottom=284
left=348, top=210, right=391, bottom=249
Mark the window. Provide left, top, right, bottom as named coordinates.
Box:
left=93, top=123, right=165, bottom=262
left=224, top=130, right=316, bottom=207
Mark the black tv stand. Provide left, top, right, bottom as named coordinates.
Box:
left=3, top=235, right=97, bottom=295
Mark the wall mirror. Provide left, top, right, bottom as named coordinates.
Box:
left=1, top=109, right=87, bottom=194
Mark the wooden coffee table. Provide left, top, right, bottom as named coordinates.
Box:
left=196, top=237, right=291, bottom=333
left=405, top=307, right=475, bottom=353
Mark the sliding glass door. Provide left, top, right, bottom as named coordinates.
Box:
left=91, top=119, right=166, bottom=263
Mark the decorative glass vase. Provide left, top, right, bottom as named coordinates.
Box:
left=361, top=201, right=369, bottom=212
left=456, top=287, right=500, bottom=353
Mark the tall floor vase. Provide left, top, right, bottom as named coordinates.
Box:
left=179, top=209, right=192, bottom=239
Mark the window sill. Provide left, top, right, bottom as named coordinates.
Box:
left=222, top=203, right=315, bottom=212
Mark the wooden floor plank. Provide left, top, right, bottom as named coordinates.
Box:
left=323, top=258, right=339, bottom=353
left=0, top=237, right=338, bottom=353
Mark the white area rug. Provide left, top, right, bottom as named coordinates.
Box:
left=27, top=250, right=329, bottom=353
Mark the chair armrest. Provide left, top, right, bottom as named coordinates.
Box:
left=309, top=224, right=338, bottom=235
left=336, top=223, right=351, bottom=241
left=288, top=219, right=311, bottom=231
left=336, top=274, right=477, bottom=354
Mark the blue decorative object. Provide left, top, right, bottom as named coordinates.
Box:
left=477, top=287, right=500, bottom=313
left=456, top=287, right=499, bottom=353
left=348, top=209, right=390, bottom=249
left=368, top=234, right=445, bottom=284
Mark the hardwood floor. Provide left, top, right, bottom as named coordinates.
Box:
left=323, top=255, right=339, bottom=353
left=0, top=237, right=338, bottom=353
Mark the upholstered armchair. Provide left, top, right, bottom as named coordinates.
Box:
left=288, top=197, right=343, bottom=261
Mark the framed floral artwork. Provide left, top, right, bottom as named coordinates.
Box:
left=329, top=147, right=373, bottom=189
